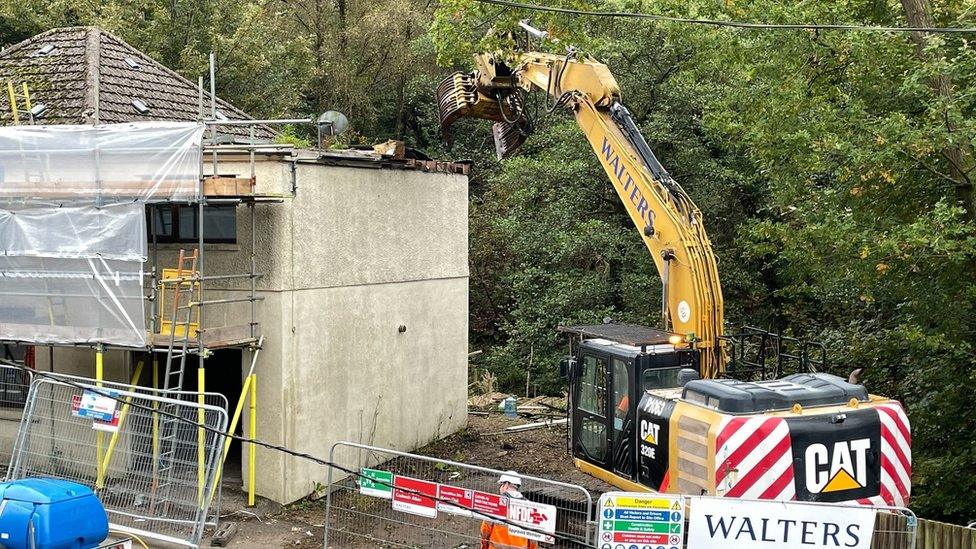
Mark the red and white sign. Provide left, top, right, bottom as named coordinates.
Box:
left=507, top=498, right=557, bottom=544
left=392, top=475, right=438, bottom=518
left=471, top=490, right=508, bottom=519
left=437, top=485, right=473, bottom=516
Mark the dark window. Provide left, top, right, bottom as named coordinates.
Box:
left=0, top=344, right=33, bottom=409
left=642, top=367, right=683, bottom=391
left=579, top=355, right=607, bottom=416
left=148, top=205, right=237, bottom=244
left=579, top=416, right=608, bottom=461
left=612, top=358, right=630, bottom=431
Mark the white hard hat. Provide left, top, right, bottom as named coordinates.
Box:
left=498, top=471, right=522, bottom=487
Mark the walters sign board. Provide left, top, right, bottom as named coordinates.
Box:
left=687, top=497, right=877, bottom=549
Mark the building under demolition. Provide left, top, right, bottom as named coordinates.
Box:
left=0, top=26, right=469, bottom=507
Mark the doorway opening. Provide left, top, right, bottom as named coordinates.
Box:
left=188, top=349, right=244, bottom=485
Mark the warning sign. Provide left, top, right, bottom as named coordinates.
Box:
left=75, top=389, right=118, bottom=422
left=597, top=492, right=685, bottom=549
left=472, top=490, right=508, bottom=519
left=437, top=485, right=474, bottom=516
left=392, top=475, right=438, bottom=518
left=368, top=469, right=560, bottom=546
left=507, top=498, right=557, bottom=544
left=71, top=393, right=121, bottom=432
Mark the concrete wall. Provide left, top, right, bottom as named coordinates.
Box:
left=252, top=161, right=470, bottom=503
left=32, top=155, right=470, bottom=504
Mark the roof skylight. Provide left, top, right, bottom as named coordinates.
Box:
left=131, top=99, right=150, bottom=115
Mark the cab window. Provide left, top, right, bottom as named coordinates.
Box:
left=579, top=355, right=607, bottom=416
left=642, top=367, right=682, bottom=391
left=579, top=417, right=607, bottom=461
left=611, top=358, right=630, bottom=430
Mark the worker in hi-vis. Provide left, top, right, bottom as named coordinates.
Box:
left=480, top=471, right=538, bottom=549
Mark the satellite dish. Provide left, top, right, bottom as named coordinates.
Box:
left=317, top=111, right=349, bottom=137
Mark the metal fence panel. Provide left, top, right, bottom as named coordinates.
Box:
left=324, top=441, right=595, bottom=548
left=10, top=376, right=228, bottom=548
left=0, top=364, right=32, bottom=474
left=40, top=370, right=231, bottom=529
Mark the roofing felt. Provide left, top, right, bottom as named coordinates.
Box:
left=0, top=27, right=275, bottom=140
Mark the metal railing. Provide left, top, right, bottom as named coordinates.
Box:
left=324, top=441, right=595, bottom=548
left=0, top=363, right=32, bottom=476
left=39, top=369, right=230, bottom=529
left=9, top=376, right=228, bottom=548
left=721, top=326, right=829, bottom=380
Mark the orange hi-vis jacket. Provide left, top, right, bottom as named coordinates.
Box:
left=480, top=520, right=538, bottom=549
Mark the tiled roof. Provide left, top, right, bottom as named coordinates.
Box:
left=0, top=27, right=275, bottom=140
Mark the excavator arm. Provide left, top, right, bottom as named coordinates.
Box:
left=438, top=51, right=725, bottom=378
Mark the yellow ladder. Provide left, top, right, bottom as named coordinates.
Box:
left=6, top=82, right=33, bottom=125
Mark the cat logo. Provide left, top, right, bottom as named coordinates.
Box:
left=804, top=438, right=871, bottom=494
left=639, top=420, right=660, bottom=445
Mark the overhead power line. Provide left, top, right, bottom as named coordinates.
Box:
left=472, top=0, right=976, bottom=34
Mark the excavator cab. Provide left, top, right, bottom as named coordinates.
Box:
left=560, top=323, right=912, bottom=506
left=559, top=324, right=698, bottom=486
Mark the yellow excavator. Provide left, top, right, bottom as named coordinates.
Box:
left=436, top=35, right=912, bottom=506
left=439, top=46, right=725, bottom=379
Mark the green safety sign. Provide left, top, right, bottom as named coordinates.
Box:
left=597, top=492, right=686, bottom=549
left=359, top=468, right=393, bottom=499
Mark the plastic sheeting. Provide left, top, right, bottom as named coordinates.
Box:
left=0, top=122, right=204, bottom=202
left=0, top=202, right=147, bottom=347
left=0, top=203, right=145, bottom=259
left=0, top=256, right=145, bottom=346
left=0, top=122, right=207, bottom=347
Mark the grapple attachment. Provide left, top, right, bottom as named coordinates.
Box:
left=492, top=118, right=529, bottom=160
left=436, top=71, right=531, bottom=158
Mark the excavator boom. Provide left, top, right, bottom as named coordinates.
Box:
left=437, top=50, right=725, bottom=377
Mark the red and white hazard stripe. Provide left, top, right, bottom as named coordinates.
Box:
left=874, top=402, right=912, bottom=507
left=715, top=416, right=795, bottom=501
left=854, top=402, right=912, bottom=508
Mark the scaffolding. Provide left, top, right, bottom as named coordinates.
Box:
left=130, top=115, right=309, bottom=515
left=0, top=99, right=313, bottom=523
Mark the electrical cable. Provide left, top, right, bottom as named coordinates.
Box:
left=472, top=0, right=976, bottom=34
left=0, top=359, right=581, bottom=545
